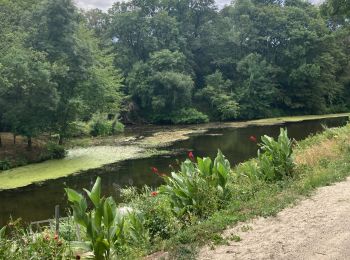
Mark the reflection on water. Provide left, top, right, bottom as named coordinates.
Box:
left=0, top=117, right=347, bottom=225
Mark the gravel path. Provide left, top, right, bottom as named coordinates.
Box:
left=199, top=177, right=350, bottom=260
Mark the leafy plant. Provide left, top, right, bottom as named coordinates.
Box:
left=0, top=226, right=5, bottom=239
left=46, top=143, right=67, bottom=159
left=89, top=114, right=113, bottom=137
left=258, top=128, right=294, bottom=181
left=123, top=186, right=180, bottom=241
left=160, top=150, right=232, bottom=220
left=65, top=177, right=124, bottom=259
left=0, top=159, right=11, bottom=171
left=65, top=177, right=150, bottom=259
left=171, top=108, right=209, bottom=124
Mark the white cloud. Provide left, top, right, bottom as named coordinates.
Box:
left=75, top=0, right=324, bottom=11
left=74, top=0, right=116, bottom=11
left=74, top=0, right=232, bottom=10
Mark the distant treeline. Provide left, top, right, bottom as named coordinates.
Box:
left=0, top=0, right=349, bottom=142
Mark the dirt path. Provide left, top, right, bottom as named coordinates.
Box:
left=199, top=177, right=350, bottom=260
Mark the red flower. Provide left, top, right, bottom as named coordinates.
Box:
left=249, top=135, right=257, bottom=143
left=150, top=191, right=158, bottom=197
left=151, top=167, right=159, bottom=174
left=44, top=234, right=50, bottom=241
left=188, top=151, right=194, bottom=160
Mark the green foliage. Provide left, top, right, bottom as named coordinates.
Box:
left=237, top=129, right=294, bottom=183
left=197, top=71, right=240, bottom=121
left=0, top=226, right=5, bottom=239
left=65, top=177, right=149, bottom=259
left=258, top=128, right=294, bottom=181
left=89, top=114, right=125, bottom=136
left=90, top=114, right=113, bottom=137
left=127, top=49, right=195, bottom=123
left=122, top=186, right=180, bottom=241
left=0, top=220, right=67, bottom=259
left=171, top=108, right=209, bottom=124
left=66, top=121, right=90, bottom=138
left=160, top=150, right=231, bottom=220
left=0, top=160, right=11, bottom=171
left=41, top=143, right=67, bottom=160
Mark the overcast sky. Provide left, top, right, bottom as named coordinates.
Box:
left=75, top=0, right=324, bottom=11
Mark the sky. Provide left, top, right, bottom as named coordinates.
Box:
left=75, top=0, right=324, bottom=11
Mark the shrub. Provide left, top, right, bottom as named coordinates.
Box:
left=89, top=114, right=113, bottom=136
left=89, top=114, right=125, bottom=136
left=65, top=177, right=149, bottom=259
left=171, top=108, right=209, bottom=124
left=40, top=143, right=67, bottom=161
left=111, top=118, right=125, bottom=134
left=0, top=159, right=11, bottom=171
left=238, top=129, right=294, bottom=183
left=159, top=150, right=231, bottom=221
left=122, top=186, right=180, bottom=242
left=66, top=121, right=90, bottom=137
left=257, top=128, right=294, bottom=182
left=65, top=177, right=124, bottom=259
left=0, top=220, right=67, bottom=259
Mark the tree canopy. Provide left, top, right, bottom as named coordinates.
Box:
left=0, top=0, right=349, bottom=140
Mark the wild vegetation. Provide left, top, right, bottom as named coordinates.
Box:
left=1, top=122, right=350, bottom=259
left=0, top=0, right=349, bottom=143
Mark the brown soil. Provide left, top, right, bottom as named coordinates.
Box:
left=199, top=177, right=350, bottom=260
left=0, top=132, right=45, bottom=165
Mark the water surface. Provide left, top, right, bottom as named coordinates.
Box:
left=0, top=117, right=347, bottom=226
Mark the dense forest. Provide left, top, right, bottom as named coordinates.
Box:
left=0, top=0, right=349, bottom=144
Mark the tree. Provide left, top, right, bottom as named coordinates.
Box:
left=196, top=71, right=240, bottom=120
left=236, top=53, right=278, bottom=119
left=32, top=0, right=122, bottom=143
left=0, top=46, right=58, bottom=148
left=127, top=49, right=195, bottom=122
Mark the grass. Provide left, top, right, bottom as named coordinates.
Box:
left=1, top=121, right=350, bottom=259
left=158, top=122, right=350, bottom=259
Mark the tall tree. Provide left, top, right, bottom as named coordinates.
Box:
left=32, top=0, right=122, bottom=143
left=0, top=45, right=58, bottom=148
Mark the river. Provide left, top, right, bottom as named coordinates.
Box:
left=0, top=116, right=348, bottom=226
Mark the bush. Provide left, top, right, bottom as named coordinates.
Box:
left=0, top=159, right=11, bottom=171
left=65, top=177, right=149, bottom=259
left=121, top=186, right=180, bottom=242
left=0, top=220, right=67, bottom=259
left=171, top=108, right=209, bottom=124
left=257, top=128, right=294, bottom=181
left=89, top=114, right=125, bottom=136
left=111, top=119, right=125, bottom=134
left=40, top=143, right=67, bottom=161
left=89, top=114, right=113, bottom=136
left=159, top=150, right=231, bottom=221
left=66, top=121, right=90, bottom=137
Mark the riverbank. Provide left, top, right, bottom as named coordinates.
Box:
left=1, top=121, right=349, bottom=259
left=0, top=113, right=348, bottom=191
left=159, top=121, right=350, bottom=259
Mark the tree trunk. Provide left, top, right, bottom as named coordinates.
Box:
left=13, top=134, right=16, bottom=145
left=27, top=137, right=32, bottom=150
left=58, top=135, right=63, bottom=145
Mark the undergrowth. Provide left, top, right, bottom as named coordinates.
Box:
left=1, top=123, right=349, bottom=259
